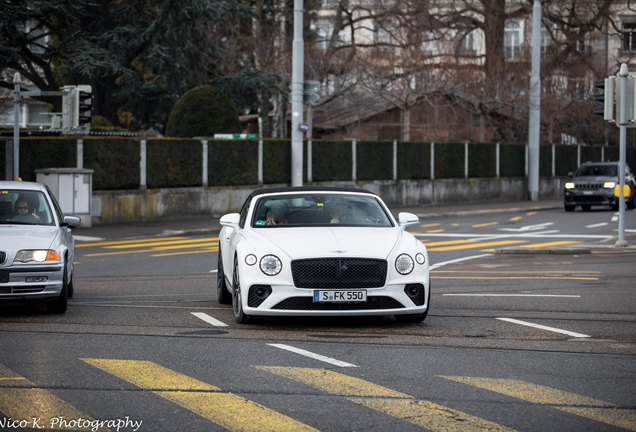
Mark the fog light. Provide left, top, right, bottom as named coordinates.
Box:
left=26, top=276, right=48, bottom=283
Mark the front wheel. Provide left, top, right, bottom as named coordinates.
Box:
left=217, top=252, right=231, bottom=304
left=232, top=256, right=251, bottom=324
left=46, top=261, right=68, bottom=314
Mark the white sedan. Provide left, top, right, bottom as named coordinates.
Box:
left=217, top=187, right=430, bottom=323
left=0, top=181, right=80, bottom=313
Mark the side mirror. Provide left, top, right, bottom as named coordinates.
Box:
left=63, top=216, right=81, bottom=229
left=398, top=212, right=419, bottom=229
left=220, top=213, right=241, bottom=229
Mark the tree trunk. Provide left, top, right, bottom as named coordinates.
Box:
left=482, top=0, right=506, bottom=81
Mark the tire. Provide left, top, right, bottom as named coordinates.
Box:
left=232, top=256, right=251, bottom=324
left=396, top=281, right=430, bottom=323
left=564, top=204, right=575, bottom=212
left=67, top=275, right=74, bottom=298
left=627, top=195, right=636, bottom=210
left=46, top=261, right=68, bottom=314
left=217, top=252, right=231, bottom=304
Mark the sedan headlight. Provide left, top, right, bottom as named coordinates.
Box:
left=395, top=254, right=414, bottom=275
left=260, top=255, right=282, bottom=276
left=14, top=250, right=60, bottom=263
left=564, top=182, right=575, bottom=189
left=604, top=182, right=616, bottom=189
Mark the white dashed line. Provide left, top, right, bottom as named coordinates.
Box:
left=497, top=318, right=590, bottom=338
left=268, top=343, right=358, bottom=367
left=191, top=312, right=228, bottom=327
left=585, top=222, right=608, bottom=228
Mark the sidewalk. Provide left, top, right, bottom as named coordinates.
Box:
left=72, top=197, right=636, bottom=252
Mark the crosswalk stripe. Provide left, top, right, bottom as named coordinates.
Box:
left=440, top=377, right=636, bottom=431
left=256, top=367, right=517, bottom=431
left=428, top=240, right=527, bottom=251
left=0, top=364, right=108, bottom=431
left=81, top=359, right=317, bottom=432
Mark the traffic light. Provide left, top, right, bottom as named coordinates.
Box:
left=594, top=78, right=614, bottom=121
left=73, top=85, right=93, bottom=133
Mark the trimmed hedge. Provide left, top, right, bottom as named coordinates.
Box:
left=4, top=136, right=636, bottom=189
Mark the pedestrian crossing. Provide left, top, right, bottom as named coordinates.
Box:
left=1, top=360, right=634, bottom=431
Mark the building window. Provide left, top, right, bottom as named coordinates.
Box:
left=504, top=22, right=521, bottom=60
left=622, top=19, right=636, bottom=52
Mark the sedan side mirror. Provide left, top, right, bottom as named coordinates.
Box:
left=398, top=212, right=419, bottom=229
left=62, top=216, right=81, bottom=229
left=220, top=213, right=241, bottom=229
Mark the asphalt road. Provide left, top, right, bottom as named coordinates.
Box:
left=1, top=202, right=635, bottom=431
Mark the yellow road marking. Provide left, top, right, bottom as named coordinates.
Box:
left=428, top=240, right=527, bottom=251
left=510, top=216, right=522, bottom=221
left=431, top=276, right=598, bottom=280
left=104, top=238, right=219, bottom=249
left=151, top=248, right=218, bottom=257
left=420, top=223, right=440, bottom=228
left=431, top=270, right=601, bottom=274
left=521, top=241, right=582, bottom=248
left=422, top=239, right=479, bottom=246
left=76, top=237, right=187, bottom=248
left=527, top=212, right=537, bottom=216
left=427, top=229, right=445, bottom=233
left=82, top=359, right=317, bottom=432
left=85, top=242, right=219, bottom=257
left=256, top=367, right=517, bottom=432
left=440, top=377, right=636, bottom=431
left=472, top=222, right=498, bottom=227
left=0, top=364, right=108, bottom=431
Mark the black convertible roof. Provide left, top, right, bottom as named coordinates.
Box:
left=248, top=186, right=377, bottom=198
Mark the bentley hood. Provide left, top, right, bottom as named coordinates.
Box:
left=252, top=227, right=401, bottom=259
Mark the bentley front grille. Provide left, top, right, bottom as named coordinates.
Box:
left=291, top=258, right=387, bottom=289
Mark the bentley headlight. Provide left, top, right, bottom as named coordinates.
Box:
left=245, top=254, right=257, bottom=266
left=415, top=253, right=426, bottom=265
left=395, top=254, right=414, bottom=275
left=564, top=182, right=575, bottom=189
left=604, top=182, right=616, bottom=189
left=14, top=250, right=60, bottom=263
left=260, top=255, right=282, bottom=276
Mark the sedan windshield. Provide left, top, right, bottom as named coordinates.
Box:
left=575, top=165, right=618, bottom=177
left=252, top=194, right=393, bottom=227
left=0, top=190, right=55, bottom=226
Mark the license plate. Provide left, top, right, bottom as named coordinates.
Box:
left=314, top=290, right=367, bottom=303
left=584, top=191, right=593, bottom=195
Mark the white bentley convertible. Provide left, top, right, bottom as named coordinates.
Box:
left=217, top=187, right=430, bottom=323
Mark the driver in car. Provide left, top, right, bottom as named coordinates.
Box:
left=13, top=197, right=40, bottom=222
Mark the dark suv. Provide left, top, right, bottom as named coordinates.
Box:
left=564, top=162, right=635, bottom=211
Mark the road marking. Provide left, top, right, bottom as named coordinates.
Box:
left=256, top=367, right=517, bottom=432
left=586, top=222, right=608, bottom=228
left=520, top=241, right=582, bottom=248
left=428, top=240, right=527, bottom=251
left=472, top=222, right=499, bottom=227
left=423, top=239, right=479, bottom=246
left=416, top=232, right=612, bottom=239
left=73, top=235, right=106, bottom=242
left=104, top=238, right=219, bottom=249
left=440, top=377, right=636, bottom=431
left=510, top=216, right=522, bottom=221
left=498, top=222, right=554, bottom=232
left=420, top=223, right=440, bottom=227
left=526, top=212, right=537, bottom=215
left=85, top=243, right=219, bottom=257
left=0, top=364, right=107, bottom=431
left=432, top=270, right=600, bottom=274
left=267, top=344, right=357, bottom=367
left=82, top=359, right=317, bottom=432
left=76, top=237, right=188, bottom=247
left=443, top=294, right=581, bottom=297
left=433, top=276, right=597, bottom=280
left=429, top=254, right=492, bottom=270
left=427, top=229, right=445, bottom=233
left=496, top=318, right=590, bottom=338
left=152, top=248, right=218, bottom=257
left=192, top=312, right=228, bottom=327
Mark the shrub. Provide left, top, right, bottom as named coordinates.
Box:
left=165, top=85, right=242, bottom=138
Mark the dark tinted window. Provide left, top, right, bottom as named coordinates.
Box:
left=575, top=165, right=618, bottom=177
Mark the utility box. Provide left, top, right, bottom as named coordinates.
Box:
left=35, top=168, right=94, bottom=227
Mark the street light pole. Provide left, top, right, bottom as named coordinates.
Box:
left=13, top=72, right=22, bottom=180
left=527, top=0, right=541, bottom=201
left=616, top=63, right=628, bottom=247
left=290, top=0, right=304, bottom=187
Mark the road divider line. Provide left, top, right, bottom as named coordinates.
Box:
left=104, top=238, right=219, bottom=249
left=586, top=222, right=608, bottom=228
left=428, top=240, right=527, bottom=251
left=444, top=294, right=580, bottom=297
left=520, top=241, right=582, bottom=248
left=496, top=318, right=590, bottom=338
left=192, top=312, right=228, bottom=327
left=433, top=276, right=597, bottom=280
left=267, top=344, right=357, bottom=367
left=76, top=236, right=188, bottom=247
left=256, top=367, right=517, bottom=432
left=440, top=377, right=636, bottom=431
left=429, top=254, right=492, bottom=270
left=82, top=359, right=318, bottom=432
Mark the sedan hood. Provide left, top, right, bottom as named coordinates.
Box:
left=253, top=227, right=400, bottom=259
left=0, top=226, right=58, bottom=250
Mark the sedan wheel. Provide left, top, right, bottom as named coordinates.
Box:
left=232, top=257, right=251, bottom=324
left=217, top=252, right=231, bottom=304
left=46, top=260, right=68, bottom=314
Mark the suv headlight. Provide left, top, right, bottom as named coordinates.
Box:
left=565, top=182, right=575, bottom=189
left=604, top=182, right=616, bottom=189
left=260, top=255, right=282, bottom=276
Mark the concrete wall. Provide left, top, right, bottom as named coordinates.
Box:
left=91, top=177, right=565, bottom=224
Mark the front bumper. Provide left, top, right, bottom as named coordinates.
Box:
left=0, top=264, right=64, bottom=302
left=564, top=189, right=617, bottom=207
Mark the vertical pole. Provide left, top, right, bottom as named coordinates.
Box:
left=527, top=0, right=542, bottom=201
left=464, top=142, right=469, bottom=178
left=552, top=144, right=555, bottom=177
left=601, top=145, right=604, bottom=162
left=257, top=138, right=263, bottom=185
left=577, top=144, right=580, bottom=167
left=616, top=64, right=628, bottom=247
left=77, top=137, right=84, bottom=169
left=525, top=144, right=529, bottom=177
left=140, top=137, right=147, bottom=190
left=496, top=142, right=500, bottom=178
left=430, top=142, right=435, bottom=180
left=290, top=0, right=304, bottom=187
left=202, top=139, right=209, bottom=187
left=5, top=139, right=13, bottom=181
left=13, top=73, right=21, bottom=180
left=307, top=140, right=312, bottom=183
left=393, top=139, right=398, bottom=180
left=352, top=139, right=357, bottom=182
